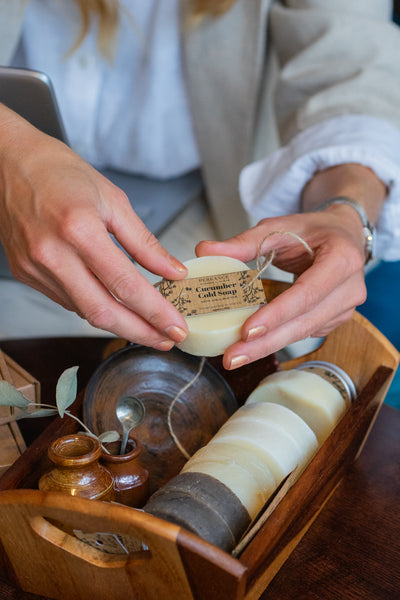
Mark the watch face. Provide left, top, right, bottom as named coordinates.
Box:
left=364, top=226, right=375, bottom=265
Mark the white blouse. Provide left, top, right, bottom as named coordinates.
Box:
left=11, top=0, right=400, bottom=260
left=12, top=0, right=200, bottom=178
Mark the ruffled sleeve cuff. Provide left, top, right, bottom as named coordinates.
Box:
left=239, top=114, right=400, bottom=261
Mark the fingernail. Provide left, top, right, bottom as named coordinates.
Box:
left=156, top=339, right=175, bottom=351
left=165, top=325, right=187, bottom=343
left=168, top=254, right=187, bottom=273
left=228, top=355, right=249, bottom=370
left=246, top=325, right=267, bottom=342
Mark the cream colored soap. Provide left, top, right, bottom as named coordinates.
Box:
left=179, top=393, right=319, bottom=521
left=188, top=440, right=276, bottom=495
left=245, top=370, right=347, bottom=443
left=177, top=256, right=259, bottom=357
left=182, top=458, right=269, bottom=518
left=214, top=415, right=318, bottom=485
left=228, top=402, right=319, bottom=454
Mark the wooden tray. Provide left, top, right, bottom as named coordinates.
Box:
left=0, top=280, right=398, bottom=600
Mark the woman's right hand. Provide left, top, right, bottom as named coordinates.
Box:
left=0, top=104, right=188, bottom=348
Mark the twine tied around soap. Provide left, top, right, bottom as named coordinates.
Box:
left=166, top=230, right=314, bottom=460
left=243, top=230, right=315, bottom=290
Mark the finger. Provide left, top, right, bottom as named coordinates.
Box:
left=223, top=274, right=364, bottom=369
left=196, top=228, right=264, bottom=263
left=240, top=244, right=365, bottom=341
left=195, top=217, right=313, bottom=263
left=310, top=308, right=355, bottom=338
left=44, top=218, right=189, bottom=342
left=48, top=254, right=178, bottom=349
left=106, top=193, right=188, bottom=279
left=21, top=235, right=185, bottom=347
left=16, top=255, right=169, bottom=347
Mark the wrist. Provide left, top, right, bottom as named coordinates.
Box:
left=301, top=163, right=387, bottom=224
left=312, top=196, right=375, bottom=264
left=0, top=103, right=46, bottom=162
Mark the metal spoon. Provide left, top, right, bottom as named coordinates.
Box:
left=116, top=395, right=145, bottom=455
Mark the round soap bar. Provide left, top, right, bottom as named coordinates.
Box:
left=184, top=441, right=276, bottom=517
left=214, top=410, right=318, bottom=485
left=245, top=369, right=347, bottom=443
left=188, top=440, right=276, bottom=495
left=228, top=402, right=318, bottom=451
left=176, top=256, right=259, bottom=357
left=182, top=457, right=269, bottom=519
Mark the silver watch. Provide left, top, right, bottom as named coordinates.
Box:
left=313, top=196, right=375, bottom=265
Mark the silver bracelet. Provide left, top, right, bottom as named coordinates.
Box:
left=312, top=196, right=375, bottom=265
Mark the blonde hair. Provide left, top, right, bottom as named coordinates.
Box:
left=72, top=0, right=238, bottom=56
left=72, top=0, right=120, bottom=58
left=188, top=0, right=238, bottom=19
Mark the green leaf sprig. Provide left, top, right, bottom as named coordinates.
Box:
left=0, top=366, right=119, bottom=452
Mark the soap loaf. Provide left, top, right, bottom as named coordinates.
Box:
left=245, top=367, right=350, bottom=443
left=144, top=363, right=356, bottom=551
left=144, top=400, right=319, bottom=550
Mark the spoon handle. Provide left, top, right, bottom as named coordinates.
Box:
left=120, top=428, right=130, bottom=455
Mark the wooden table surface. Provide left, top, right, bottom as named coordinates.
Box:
left=0, top=337, right=399, bottom=600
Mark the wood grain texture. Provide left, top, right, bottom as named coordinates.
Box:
left=0, top=490, right=196, bottom=600
left=0, top=350, right=40, bottom=476
left=82, top=346, right=239, bottom=492
left=259, top=404, right=400, bottom=600
left=240, top=366, right=393, bottom=598
left=176, top=527, right=247, bottom=600
left=0, top=281, right=398, bottom=600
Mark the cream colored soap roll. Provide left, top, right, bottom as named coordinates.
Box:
left=228, top=402, right=319, bottom=455
left=177, top=256, right=259, bottom=357
left=182, top=458, right=269, bottom=519
left=214, top=415, right=318, bottom=485
left=245, top=370, right=347, bottom=443
left=188, top=440, right=276, bottom=495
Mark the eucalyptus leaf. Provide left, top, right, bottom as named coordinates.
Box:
left=78, top=430, right=97, bottom=439
left=21, top=408, right=59, bottom=419
left=0, top=381, right=30, bottom=408
left=98, top=430, right=120, bottom=443
left=56, top=366, right=79, bottom=417
left=0, top=407, right=58, bottom=426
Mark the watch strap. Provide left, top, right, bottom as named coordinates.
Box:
left=312, top=196, right=375, bottom=265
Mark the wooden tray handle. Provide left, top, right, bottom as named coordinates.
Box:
left=0, top=489, right=197, bottom=599
left=0, top=489, right=246, bottom=600
left=29, top=514, right=152, bottom=568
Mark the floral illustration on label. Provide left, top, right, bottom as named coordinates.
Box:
left=158, top=270, right=266, bottom=317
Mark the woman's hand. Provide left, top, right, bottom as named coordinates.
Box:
left=0, top=105, right=188, bottom=348
left=196, top=163, right=387, bottom=369
left=196, top=210, right=366, bottom=368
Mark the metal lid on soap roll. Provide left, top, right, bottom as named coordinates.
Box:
left=295, top=360, right=357, bottom=405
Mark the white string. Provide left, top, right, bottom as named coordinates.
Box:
left=244, top=230, right=315, bottom=289
left=167, top=356, right=206, bottom=460
left=166, top=231, right=313, bottom=460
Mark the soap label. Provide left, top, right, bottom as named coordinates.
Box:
left=159, top=270, right=266, bottom=317
left=301, top=366, right=351, bottom=404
